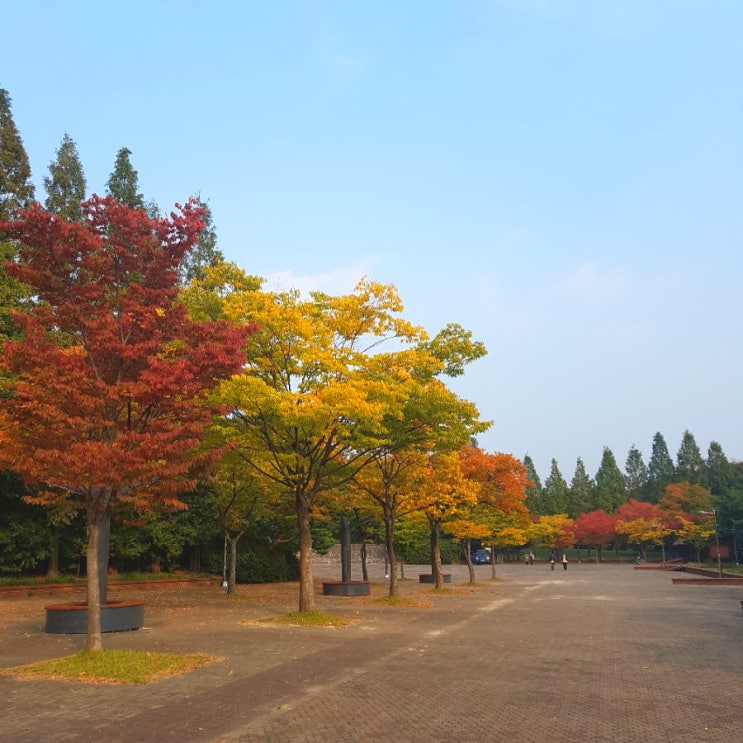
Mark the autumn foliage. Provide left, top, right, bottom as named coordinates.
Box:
left=0, top=198, right=249, bottom=647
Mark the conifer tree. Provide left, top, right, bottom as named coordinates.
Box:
left=523, top=455, right=544, bottom=515
left=43, top=133, right=86, bottom=222
left=706, top=441, right=732, bottom=497
left=567, top=457, right=594, bottom=518
left=106, top=147, right=145, bottom=209
left=178, top=198, right=224, bottom=284
left=645, top=432, right=675, bottom=503
left=676, top=430, right=705, bottom=485
left=0, top=87, right=35, bottom=347
left=624, top=445, right=648, bottom=501
left=0, top=88, right=35, bottom=221
left=543, top=459, right=568, bottom=515
left=594, top=446, right=626, bottom=512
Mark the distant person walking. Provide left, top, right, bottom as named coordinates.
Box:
left=562, top=553, right=568, bottom=570
left=549, top=555, right=555, bottom=570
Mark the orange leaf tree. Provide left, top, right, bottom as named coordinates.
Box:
left=0, top=198, right=249, bottom=649
left=613, top=499, right=671, bottom=560
left=459, top=445, right=531, bottom=577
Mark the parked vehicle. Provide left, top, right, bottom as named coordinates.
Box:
left=472, top=549, right=491, bottom=565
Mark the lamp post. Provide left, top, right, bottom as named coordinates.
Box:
left=699, top=510, right=723, bottom=578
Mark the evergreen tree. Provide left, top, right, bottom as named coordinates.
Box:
left=0, top=87, right=35, bottom=347
left=44, top=133, right=86, bottom=222
left=543, top=459, right=569, bottom=515
left=178, top=198, right=224, bottom=284
left=523, top=455, right=544, bottom=515
left=645, top=432, right=675, bottom=503
left=676, top=430, right=705, bottom=485
left=594, top=446, right=626, bottom=512
left=106, top=147, right=145, bottom=209
left=624, top=445, right=648, bottom=501
left=0, top=88, right=35, bottom=221
left=567, top=457, right=594, bottom=518
left=706, top=441, right=732, bottom=497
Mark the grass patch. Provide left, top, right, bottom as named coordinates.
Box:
left=261, top=610, right=352, bottom=628
left=1, top=650, right=221, bottom=684
left=371, top=595, right=431, bottom=608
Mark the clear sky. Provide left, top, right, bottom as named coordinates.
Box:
left=3, top=1, right=742, bottom=481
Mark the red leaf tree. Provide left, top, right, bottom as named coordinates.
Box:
left=574, top=509, right=618, bottom=562
left=0, top=197, right=249, bottom=649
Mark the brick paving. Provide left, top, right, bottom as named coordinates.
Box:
left=1, top=562, right=741, bottom=742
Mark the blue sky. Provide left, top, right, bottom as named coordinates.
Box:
left=3, top=1, right=742, bottom=481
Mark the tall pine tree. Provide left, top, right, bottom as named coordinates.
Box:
left=594, top=446, right=626, bottom=512
left=0, top=87, right=35, bottom=347
left=624, top=445, right=648, bottom=501
left=543, top=459, right=568, bottom=515
left=106, top=147, right=145, bottom=209
left=567, top=457, right=594, bottom=518
left=44, top=133, right=86, bottom=222
left=645, top=432, right=675, bottom=503
left=706, top=441, right=731, bottom=497
left=523, top=455, right=544, bottom=515
left=676, top=430, right=705, bottom=485
left=178, top=198, right=224, bottom=284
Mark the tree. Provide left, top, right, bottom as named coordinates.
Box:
left=614, top=499, right=668, bottom=560
left=543, top=459, right=568, bottom=515
left=523, top=455, right=544, bottom=515
left=567, top=457, right=593, bottom=519
left=43, top=133, right=86, bottom=222
left=706, top=441, right=732, bottom=497
left=0, top=197, right=249, bottom=649
left=0, top=88, right=35, bottom=221
left=530, top=514, right=576, bottom=557
left=594, top=447, right=626, bottom=512
left=197, top=268, right=446, bottom=611
left=624, top=445, right=647, bottom=501
left=178, top=198, right=224, bottom=284
left=415, top=450, right=479, bottom=589
left=0, top=87, right=35, bottom=348
left=574, top=509, right=618, bottom=562
left=459, top=446, right=531, bottom=578
left=106, top=147, right=145, bottom=209
left=659, top=481, right=712, bottom=521
left=675, top=517, right=715, bottom=562
left=351, top=448, right=428, bottom=597
left=645, top=432, right=675, bottom=503
left=676, top=430, right=705, bottom=485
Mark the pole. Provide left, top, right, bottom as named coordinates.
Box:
left=713, top=509, right=722, bottom=578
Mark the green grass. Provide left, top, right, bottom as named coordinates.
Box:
left=1, top=649, right=221, bottom=684
left=0, top=571, right=210, bottom=587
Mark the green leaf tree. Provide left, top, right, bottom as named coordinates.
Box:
left=106, top=147, right=145, bottom=210
left=706, top=441, right=732, bottom=497
left=645, top=432, right=675, bottom=503
left=543, top=459, right=568, bottom=515
left=523, top=455, right=544, bottom=515
left=0, top=87, right=35, bottom=348
left=567, top=457, right=594, bottom=519
left=594, top=446, right=626, bottom=512
left=43, top=133, right=86, bottom=222
left=676, top=430, right=705, bottom=485
left=624, top=444, right=647, bottom=501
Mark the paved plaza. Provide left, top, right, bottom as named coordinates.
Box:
left=1, top=561, right=741, bottom=742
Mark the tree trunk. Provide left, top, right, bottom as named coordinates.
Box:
left=47, top=523, right=60, bottom=577
left=490, top=540, right=497, bottom=579
left=464, top=539, right=475, bottom=584
left=98, top=515, right=110, bottom=605
left=86, top=517, right=103, bottom=651
left=383, top=506, right=398, bottom=597
left=226, top=532, right=243, bottom=595
left=296, top=493, right=315, bottom=612
left=360, top=539, right=368, bottom=582
left=430, top=521, right=443, bottom=590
